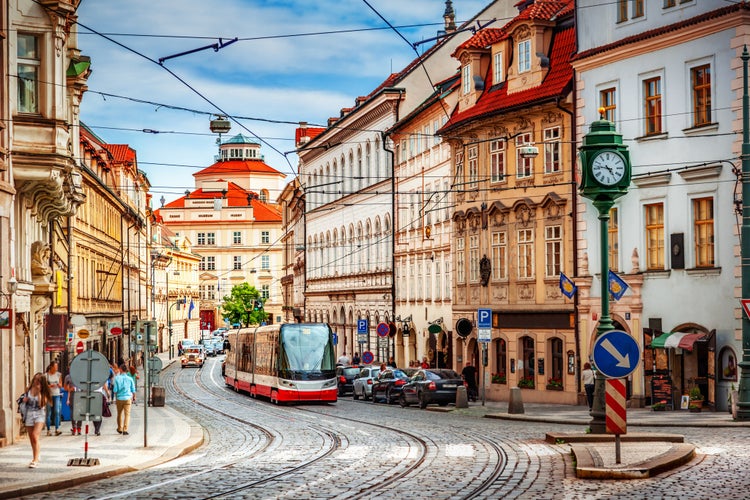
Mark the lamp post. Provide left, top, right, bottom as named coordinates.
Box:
left=168, top=299, right=185, bottom=359
left=738, top=45, right=750, bottom=420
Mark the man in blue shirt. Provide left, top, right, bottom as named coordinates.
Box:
left=112, top=363, right=136, bottom=435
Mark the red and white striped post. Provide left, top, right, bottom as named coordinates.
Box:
left=605, top=378, right=627, bottom=464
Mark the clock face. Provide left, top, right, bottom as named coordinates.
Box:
left=591, top=151, right=626, bottom=186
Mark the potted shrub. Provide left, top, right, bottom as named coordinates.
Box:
left=491, top=372, right=506, bottom=384
left=546, top=377, right=563, bottom=390
left=689, top=386, right=704, bottom=409
left=651, top=401, right=666, bottom=411
left=518, top=376, right=535, bottom=389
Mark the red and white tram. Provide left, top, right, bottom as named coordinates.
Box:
left=223, top=323, right=337, bottom=403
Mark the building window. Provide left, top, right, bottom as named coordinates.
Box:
left=17, top=34, right=39, bottom=113
left=433, top=119, right=440, bottom=146
left=691, top=64, right=711, bottom=127
left=517, top=228, right=534, bottom=279
left=204, top=232, right=215, bottom=246
left=200, top=284, right=216, bottom=300
left=261, top=255, right=270, bottom=270
left=435, top=260, right=442, bottom=300
left=467, top=145, right=478, bottom=185
left=518, top=40, right=531, bottom=73
left=469, top=235, right=479, bottom=282
left=600, top=88, right=617, bottom=123
left=233, top=256, right=242, bottom=270
left=608, top=208, right=619, bottom=272
left=543, top=127, right=561, bottom=174
left=490, top=140, right=505, bottom=183
left=550, top=338, right=564, bottom=387
left=516, top=133, right=533, bottom=178
left=261, top=284, right=270, bottom=300
left=693, top=197, right=714, bottom=268
left=545, top=225, right=562, bottom=277
left=197, top=232, right=206, bottom=245
left=521, top=336, right=535, bottom=383
left=617, top=0, right=628, bottom=21
left=261, top=231, right=270, bottom=244
left=456, top=237, right=465, bottom=284
left=201, top=256, right=215, bottom=271
left=425, top=259, right=432, bottom=302
left=233, top=231, right=242, bottom=245
left=644, top=77, right=662, bottom=135
left=409, top=135, right=415, bottom=158
left=463, top=64, right=471, bottom=94
left=491, top=231, right=507, bottom=280
left=455, top=151, right=464, bottom=179
left=494, top=338, right=507, bottom=383
left=645, top=203, right=664, bottom=270
left=409, top=258, right=416, bottom=299
left=400, top=140, right=407, bottom=163
left=444, top=260, right=451, bottom=298
left=493, top=52, right=503, bottom=84
left=633, top=0, right=644, bottom=17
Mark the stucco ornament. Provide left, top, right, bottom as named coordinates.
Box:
left=479, top=255, right=491, bottom=287
left=31, top=241, right=52, bottom=283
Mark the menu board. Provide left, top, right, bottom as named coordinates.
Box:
left=651, top=375, right=673, bottom=408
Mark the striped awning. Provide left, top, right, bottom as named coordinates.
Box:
left=650, top=332, right=706, bottom=351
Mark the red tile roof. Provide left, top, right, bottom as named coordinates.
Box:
left=441, top=25, right=575, bottom=133
left=195, top=159, right=284, bottom=178
left=295, top=126, right=325, bottom=145
left=574, top=2, right=748, bottom=61
left=105, top=144, right=136, bottom=163
left=514, top=0, right=573, bottom=22
left=160, top=181, right=281, bottom=222
left=453, top=28, right=508, bottom=56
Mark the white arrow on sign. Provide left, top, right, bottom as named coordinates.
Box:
left=601, top=338, right=631, bottom=368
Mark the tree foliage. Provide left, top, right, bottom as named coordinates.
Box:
left=221, top=283, right=267, bottom=327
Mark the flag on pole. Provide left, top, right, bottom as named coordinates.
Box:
left=608, top=270, right=629, bottom=301
left=188, top=299, right=195, bottom=319
left=559, top=272, right=577, bottom=299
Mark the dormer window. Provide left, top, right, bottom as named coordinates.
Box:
left=517, top=40, right=531, bottom=73
left=462, top=64, right=471, bottom=94
left=493, top=52, right=504, bottom=85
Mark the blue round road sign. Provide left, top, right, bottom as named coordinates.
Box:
left=361, top=351, right=374, bottom=364
left=592, top=330, right=641, bottom=379
left=376, top=322, right=389, bottom=337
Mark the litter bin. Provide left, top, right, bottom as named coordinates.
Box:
left=151, top=386, right=165, bottom=407
left=60, top=389, right=71, bottom=422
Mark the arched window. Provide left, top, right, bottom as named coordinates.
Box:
left=357, top=147, right=363, bottom=190
left=341, top=154, right=348, bottom=198
left=493, top=338, right=507, bottom=384
left=366, top=219, right=373, bottom=272
left=719, top=346, right=738, bottom=381
left=375, top=137, right=382, bottom=179
left=339, top=226, right=346, bottom=276
left=325, top=164, right=331, bottom=205
left=357, top=222, right=364, bottom=272
left=349, top=151, right=356, bottom=192
left=366, top=142, right=372, bottom=179
left=260, top=189, right=269, bottom=203
left=332, top=160, right=338, bottom=201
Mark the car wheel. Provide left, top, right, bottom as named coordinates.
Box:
left=271, top=390, right=279, bottom=405
left=419, top=392, right=428, bottom=409
left=353, top=387, right=359, bottom=400
left=363, top=390, right=370, bottom=401
left=400, top=393, right=409, bottom=408
left=371, top=392, right=378, bottom=403
left=385, top=389, right=393, bottom=404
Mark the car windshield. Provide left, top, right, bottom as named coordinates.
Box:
left=343, top=367, right=360, bottom=376
left=184, top=347, right=201, bottom=355
left=391, top=369, right=410, bottom=379
left=428, top=369, right=461, bottom=379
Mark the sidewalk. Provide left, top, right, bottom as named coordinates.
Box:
left=0, top=354, right=203, bottom=500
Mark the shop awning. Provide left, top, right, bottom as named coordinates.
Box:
left=650, top=332, right=706, bottom=351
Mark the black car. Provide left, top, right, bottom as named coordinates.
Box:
left=399, top=369, right=465, bottom=409
left=372, top=369, right=413, bottom=404
left=336, top=366, right=360, bottom=396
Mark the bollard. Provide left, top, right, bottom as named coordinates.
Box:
left=508, top=386, right=525, bottom=414
left=151, top=386, right=165, bottom=407
left=455, top=386, right=469, bottom=408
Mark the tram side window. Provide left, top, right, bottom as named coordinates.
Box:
left=240, top=344, right=252, bottom=372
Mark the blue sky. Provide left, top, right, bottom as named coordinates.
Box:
left=77, top=0, right=491, bottom=205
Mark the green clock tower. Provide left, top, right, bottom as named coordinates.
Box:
left=578, top=114, right=632, bottom=434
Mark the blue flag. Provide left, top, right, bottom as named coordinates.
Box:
left=188, top=299, right=195, bottom=319
left=559, top=272, right=577, bottom=299
left=608, top=270, right=629, bottom=301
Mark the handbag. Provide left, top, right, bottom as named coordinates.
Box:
left=102, top=396, right=112, bottom=418
left=17, top=394, right=27, bottom=419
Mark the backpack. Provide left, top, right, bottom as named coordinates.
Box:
left=16, top=393, right=26, bottom=418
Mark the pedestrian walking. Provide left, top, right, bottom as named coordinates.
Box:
left=387, top=356, right=397, bottom=368
left=112, top=362, right=136, bottom=435
left=22, top=373, right=51, bottom=468
left=421, top=357, right=430, bottom=369
left=337, top=352, right=350, bottom=366
left=127, top=365, right=139, bottom=404
left=93, top=385, right=111, bottom=436
left=44, top=361, right=62, bottom=436
left=582, top=362, right=595, bottom=410
left=352, top=352, right=361, bottom=365
left=461, top=361, right=478, bottom=402
left=63, top=372, right=82, bottom=435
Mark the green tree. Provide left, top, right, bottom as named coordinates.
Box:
left=221, top=283, right=267, bottom=327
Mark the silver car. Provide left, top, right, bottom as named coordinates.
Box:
left=352, top=366, right=381, bottom=401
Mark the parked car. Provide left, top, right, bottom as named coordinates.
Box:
left=352, top=366, right=381, bottom=400
left=399, top=369, right=465, bottom=408
left=335, top=366, right=360, bottom=396
left=371, top=369, right=412, bottom=404
left=213, top=339, right=225, bottom=355
left=181, top=346, right=205, bottom=368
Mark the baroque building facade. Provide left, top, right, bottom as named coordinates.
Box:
left=573, top=0, right=749, bottom=410
left=439, top=0, right=578, bottom=403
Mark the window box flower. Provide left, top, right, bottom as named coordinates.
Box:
left=546, top=377, right=563, bottom=391
left=518, top=377, right=535, bottom=389
left=491, top=372, right=506, bottom=384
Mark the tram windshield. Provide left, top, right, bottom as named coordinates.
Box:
left=278, top=324, right=336, bottom=380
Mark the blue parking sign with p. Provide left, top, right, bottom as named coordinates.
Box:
left=478, top=308, right=492, bottom=329
left=357, top=319, right=368, bottom=334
